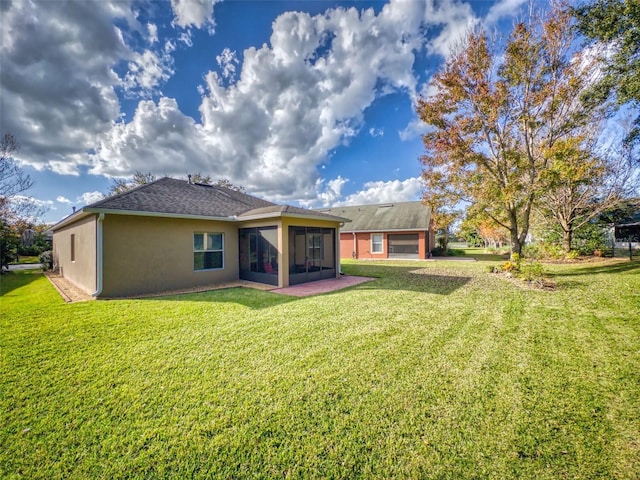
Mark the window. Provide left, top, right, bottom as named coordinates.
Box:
left=70, top=234, right=76, bottom=262
left=371, top=233, right=383, bottom=254
left=194, top=233, right=224, bottom=270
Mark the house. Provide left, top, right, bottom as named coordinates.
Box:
left=51, top=177, right=349, bottom=298
left=316, top=202, right=435, bottom=260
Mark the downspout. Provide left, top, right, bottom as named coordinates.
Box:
left=352, top=232, right=357, bottom=259
left=337, top=224, right=343, bottom=275
left=92, top=213, right=105, bottom=297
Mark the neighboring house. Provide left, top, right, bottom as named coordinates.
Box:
left=51, top=177, right=349, bottom=298
left=316, top=202, right=435, bottom=260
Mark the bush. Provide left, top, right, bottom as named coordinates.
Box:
left=431, top=247, right=466, bottom=257
left=39, top=250, right=53, bottom=271
left=566, top=250, right=580, bottom=260
left=519, top=260, right=544, bottom=281
left=574, top=223, right=607, bottom=256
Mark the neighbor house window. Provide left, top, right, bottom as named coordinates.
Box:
left=194, top=233, right=224, bottom=270
left=371, top=234, right=383, bottom=254
left=70, top=234, right=76, bottom=262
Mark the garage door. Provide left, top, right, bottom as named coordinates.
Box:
left=388, top=234, right=419, bottom=258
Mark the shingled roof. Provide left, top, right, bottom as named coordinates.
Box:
left=316, top=202, right=431, bottom=232
left=86, top=177, right=275, bottom=217
left=53, top=177, right=348, bottom=229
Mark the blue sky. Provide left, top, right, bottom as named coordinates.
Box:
left=1, top=0, right=529, bottom=224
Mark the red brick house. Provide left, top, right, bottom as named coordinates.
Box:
left=317, top=202, right=435, bottom=260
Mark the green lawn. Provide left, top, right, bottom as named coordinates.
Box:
left=1, top=259, right=639, bottom=479
left=7, top=256, right=40, bottom=265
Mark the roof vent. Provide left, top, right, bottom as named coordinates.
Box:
left=187, top=174, right=192, bottom=185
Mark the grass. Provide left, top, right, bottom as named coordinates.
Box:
left=1, top=258, right=639, bottom=479
left=7, top=255, right=39, bottom=265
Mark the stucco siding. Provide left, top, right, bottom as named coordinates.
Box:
left=101, top=215, right=239, bottom=297
left=52, top=214, right=97, bottom=294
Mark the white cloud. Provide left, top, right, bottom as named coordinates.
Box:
left=369, top=128, right=384, bottom=138
left=484, top=0, right=528, bottom=27
left=340, top=177, right=423, bottom=206
left=4, top=0, right=492, bottom=207
left=78, top=191, right=105, bottom=205
left=399, top=118, right=429, bottom=141
left=56, top=196, right=72, bottom=204
left=12, top=195, right=54, bottom=208
left=178, top=30, right=193, bottom=47
left=147, top=22, right=158, bottom=44
left=0, top=0, right=132, bottom=172
left=170, top=0, right=220, bottom=30
left=89, top=98, right=214, bottom=177
left=307, top=176, right=349, bottom=207
left=216, top=48, right=238, bottom=81
left=122, top=49, right=174, bottom=97
left=84, top=0, right=480, bottom=204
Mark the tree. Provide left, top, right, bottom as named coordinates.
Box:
left=1, top=134, right=44, bottom=268
left=108, top=171, right=156, bottom=195
left=418, top=5, right=607, bottom=255
left=189, top=173, right=212, bottom=185
left=536, top=133, right=637, bottom=251
left=187, top=173, right=246, bottom=192
left=1, top=134, right=33, bottom=211
left=574, top=0, right=640, bottom=143
left=213, top=177, right=246, bottom=193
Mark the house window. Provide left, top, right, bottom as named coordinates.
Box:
left=70, top=234, right=76, bottom=262
left=371, top=234, right=383, bottom=254
left=194, top=233, right=224, bottom=270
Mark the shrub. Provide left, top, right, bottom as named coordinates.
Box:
left=519, top=260, right=544, bottom=281
left=566, top=250, right=580, bottom=260
left=39, top=250, right=53, bottom=271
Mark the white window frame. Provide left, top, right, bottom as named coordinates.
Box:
left=194, top=232, right=224, bottom=271
left=371, top=233, right=383, bottom=254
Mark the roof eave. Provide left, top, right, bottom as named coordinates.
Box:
left=341, top=227, right=430, bottom=233
left=50, top=209, right=93, bottom=231
left=238, top=211, right=350, bottom=223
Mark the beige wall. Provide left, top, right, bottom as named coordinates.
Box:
left=101, top=215, right=239, bottom=297
left=52, top=215, right=97, bottom=294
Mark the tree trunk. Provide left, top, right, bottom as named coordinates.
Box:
left=563, top=229, right=572, bottom=253
left=510, top=229, right=522, bottom=256
left=509, top=209, right=522, bottom=256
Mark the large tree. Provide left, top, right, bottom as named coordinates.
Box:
left=1, top=134, right=44, bottom=268
left=574, top=0, right=640, bottom=143
left=418, top=5, right=607, bottom=255
left=108, top=171, right=157, bottom=196
left=537, top=133, right=637, bottom=251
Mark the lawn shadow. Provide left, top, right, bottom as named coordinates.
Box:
left=550, top=260, right=640, bottom=278
left=338, top=263, right=472, bottom=296
left=142, top=286, right=298, bottom=309
left=0, top=270, right=43, bottom=297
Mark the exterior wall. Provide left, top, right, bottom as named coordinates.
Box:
left=52, top=215, right=97, bottom=294
left=101, top=215, right=239, bottom=298
left=341, top=230, right=434, bottom=259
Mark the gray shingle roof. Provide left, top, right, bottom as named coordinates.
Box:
left=51, top=177, right=349, bottom=229
left=316, top=202, right=431, bottom=232
left=238, top=204, right=349, bottom=222
left=87, top=177, right=275, bottom=217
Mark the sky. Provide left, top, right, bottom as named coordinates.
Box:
left=1, top=0, right=531, bottom=224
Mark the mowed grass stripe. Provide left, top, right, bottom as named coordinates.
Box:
left=1, top=259, right=639, bottom=479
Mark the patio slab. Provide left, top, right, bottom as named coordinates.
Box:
left=271, top=275, right=376, bottom=297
